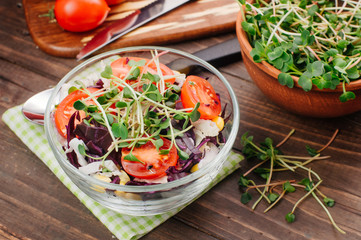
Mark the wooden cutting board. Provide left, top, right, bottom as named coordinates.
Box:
left=23, top=0, right=239, bottom=58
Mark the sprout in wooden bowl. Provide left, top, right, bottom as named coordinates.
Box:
left=236, top=0, right=361, bottom=118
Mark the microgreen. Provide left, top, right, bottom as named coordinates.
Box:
left=298, top=72, right=313, bottom=91
left=90, top=112, right=103, bottom=122
left=283, top=181, right=295, bottom=193
left=70, top=52, right=205, bottom=169
left=123, top=152, right=144, bottom=164
left=78, top=144, right=86, bottom=155
left=159, top=118, right=170, bottom=129
left=128, top=59, right=146, bottom=67
left=101, top=65, right=113, bottom=79
left=159, top=149, right=170, bottom=155
left=115, top=101, right=127, bottom=108
left=278, top=73, right=294, bottom=88
left=111, top=122, right=128, bottom=139
left=268, top=193, right=279, bottom=202
left=189, top=102, right=201, bottom=122
left=238, top=0, right=361, bottom=101
left=241, top=192, right=252, bottom=204
left=65, top=47, right=219, bottom=181
left=83, top=119, right=91, bottom=126
left=178, top=149, right=190, bottom=160
left=68, top=86, right=78, bottom=94
left=238, top=129, right=345, bottom=234
left=87, top=105, right=98, bottom=113
left=97, top=96, right=107, bottom=105
left=340, top=91, right=356, bottom=102
left=324, top=197, right=335, bottom=207
left=73, top=100, right=86, bottom=111
left=142, top=84, right=162, bottom=102
left=153, top=138, right=164, bottom=151
left=241, top=21, right=256, bottom=36
left=142, top=72, right=160, bottom=83
left=123, top=87, right=134, bottom=99
left=238, top=175, right=250, bottom=187
left=299, top=178, right=313, bottom=192
left=305, top=145, right=318, bottom=157
left=285, top=212, right=295, bottom=223
left=127, top=67, right=140, bottom=80
left=106, top=114, right=114, bottom=124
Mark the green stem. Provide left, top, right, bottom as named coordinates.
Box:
left=265, top=148, right=275, bottom=192
left=291, top=162, right=322, bottom=181
left=134, top=91, right=192, bottom=116
left=342, top=81, right=346, bottom=94
left=160, top=124, right=194, bottom=138
left=85, top=89, right=118, bottom=152
left=252, top=187, right=268, bottom=210
left=274, top=154, right=326, bottom=173
left=311, top=191, right=346, bottom=234
left=247, top=140, right=267, bottom=155
left=267, top=9, right=293, bottom=45
left=163, top=103, right=175, bottom=150
left=249, top=180, right=271, bottom=204
left=264, top=190, right=286, bottom=213
left=276, top=158, right=295, bottom=172
left=315, top=188, right=327, bottom=199
left=291, top=180, right=323, bottom=214
left=287, top=66, right=303, bottom=76
left=277, top=154, right=329, bottom=160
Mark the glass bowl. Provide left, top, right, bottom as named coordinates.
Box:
left=44, top=46, right=240, bottom=216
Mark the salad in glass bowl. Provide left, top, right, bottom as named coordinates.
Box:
left=45, top=47, right=239, bottom=215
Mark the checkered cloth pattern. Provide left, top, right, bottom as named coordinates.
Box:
left=2, top=105, right=243, bottom=239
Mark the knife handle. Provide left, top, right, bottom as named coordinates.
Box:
left=168, top=37, right=242, bottom=74
left=192, top=37, right=242, bottom=68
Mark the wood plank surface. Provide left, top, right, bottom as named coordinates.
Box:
left=1, top=0, right=361, bottom=239
left=23, top=0, right=239, bottom=58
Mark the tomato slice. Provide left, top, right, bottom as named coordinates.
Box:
left=180, top=75, right=222, bottom=120
left=54, top=88, right=99, bottom=137
left=110, top=57, right=175, bottom=86
left=121, top=138, right=178, bottom=179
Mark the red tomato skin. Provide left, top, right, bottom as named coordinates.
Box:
left=105, top=0, right=125, bottom=6
left=110, top=57, right=175, bottom=84
left=55, top=0, right=110, bottom=32
left=181, top=75, right=222, bottom=120
left=121, top=138, right=178, bottom=179
left=54, top=88, right=99, bottom=137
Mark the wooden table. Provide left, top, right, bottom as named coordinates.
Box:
left=1, top=1, right=361, bottom=239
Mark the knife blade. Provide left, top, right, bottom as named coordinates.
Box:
left=76, top=0, right=190, bottom=60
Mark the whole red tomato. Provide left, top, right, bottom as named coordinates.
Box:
left=105, top=0, right=126, bottom=6
left=54, top=0, right=110, bottom=32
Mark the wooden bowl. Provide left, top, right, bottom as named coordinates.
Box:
left=236, top=10, right=361, bottom=118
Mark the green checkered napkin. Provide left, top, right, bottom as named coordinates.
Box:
left=2, top=105, right=243, bottom=240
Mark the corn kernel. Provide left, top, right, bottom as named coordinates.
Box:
left=94, top=174, right=112, bottom=183
left=115, top=171, right=131, bottom=196
left=119, top=170, right=130, bottom=185
left=190, top=163, right=199, bottom=173
left=212, top=116, right=224, bottom=131
left=114, top=190, right=125, bottom=197
left=91, top=174, right=111, bottom=193
left=114, top=191, right=141, bottom=200
left=124, top=193, right=142, bottom=200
